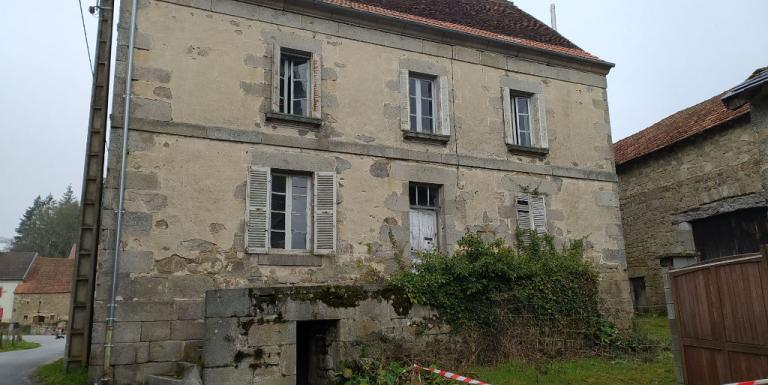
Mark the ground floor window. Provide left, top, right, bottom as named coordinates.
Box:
left=691, top=207, right=768, bottom=260
left=409, top=183, right=440, bottom=252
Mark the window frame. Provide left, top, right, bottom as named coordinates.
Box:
left=408, top=74, right=437, bottom=134
left=269, top=172, right=313, bottom=252
left=511, top=93, right=533, bottom=147
left=279, top=50, right=312, bottom=117
left=408, top=182, right=441, bottom=253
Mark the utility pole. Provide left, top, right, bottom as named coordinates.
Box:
left=65, top=0, right=115, bottom=371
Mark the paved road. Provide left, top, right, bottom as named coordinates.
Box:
left=0, top=335, right=65, bottom=385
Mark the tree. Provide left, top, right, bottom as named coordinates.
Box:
left=11, top=186, right=80, bottom=256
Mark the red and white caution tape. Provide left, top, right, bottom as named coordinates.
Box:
left=414, top=364, right=492, bottom=385
left=724, top=380, right=768, bottom=385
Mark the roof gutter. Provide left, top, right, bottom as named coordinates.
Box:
left=245, top=0, right=615, bottom=73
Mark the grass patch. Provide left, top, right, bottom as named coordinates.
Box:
left=472, top=353, right=676, bottom=385
left=34, top=358, right=88, bottom=385
left=0, top=339, right=40, bottom=352
left=635, top=315, right=671, bottom=344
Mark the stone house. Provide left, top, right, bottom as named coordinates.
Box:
left=87, top=0, right=632, bottom=383
left=614, top=68, right=768, bottom=312
left=0, top=252, right=37, bottom=323
left=12, top=253, right=74, bottom=331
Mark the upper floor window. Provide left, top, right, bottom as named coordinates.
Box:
left=409, top=75, right=436, bottom=134
left=279, top=51, right=311, bottom=117
left=511, top=94, right=533, bottom=147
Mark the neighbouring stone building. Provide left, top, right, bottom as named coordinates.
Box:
left=615, top=67, right=768, bottom=312
left=0, top=252, right=37, bottom=323
left=12, top=252, right=75, bottom=332
left=87, top=0, right=632, bottom=383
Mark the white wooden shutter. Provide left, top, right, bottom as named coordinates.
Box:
left=534, top=95, right=549, bottom=149
left=516, top=196, right=532, bottom=231
left=310, top=52, right=322, bottom=119
left=438, top=75, right=451, bottom=136
left=246, top=166, right=270, bottom=253
left=501, top=87, right=515, bottom=145
left=271, top=44, right=281, bottom=113
left=313, top=172, right=336, bottom=255
left=399, top=69, right=410, bottom=132
left=531, top=195, right=547, bottom=234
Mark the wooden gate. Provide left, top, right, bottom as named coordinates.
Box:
left=669, top=250, right=768, bottom=384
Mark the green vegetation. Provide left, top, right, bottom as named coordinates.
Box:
left=0, top=339, right=40, bottom=353
left=473, top=353, right=675, bottom=385
left=11, top=185, right=80, bottom=255
left=34, top=358, right=88, bottom=385
left=635, top=315, right=672, bottom=344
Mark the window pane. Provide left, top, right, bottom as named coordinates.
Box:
left=417, top=184, right=428, bottom=206
left=421, top=116, right=433, bottom=133
left=291, top=231, right=307, bottom=250
left=293, top=59, right=308, bottom=80
left=271, top=212, right=285, bottom=230
left=272, top=175, right=286, bottom=193
left=292, top=193, right=307, bottom=212
left=409, top=96, right=416, bottom=116
left=427, top=186, right=438, bottom=207
left=421, top=99, right=433, bottom=117
left=409, top=183, right=417, bottom=205
left=292, top=175, right=309, bottom=189
left=271, top=231, right=285, bottom=249
left=292, top=212, right=307, bottom=235
left=420, top=79, right=432, bottom=98
left=519, top=130, right=532, bottom=147
left=516, top=97, right=530, bottom=114
left=410, top=114, right=417, bottom=131
left=409, top=78, right=417, bottom=97
left=293, top=99, right=307, bottom=116
left=271, top=194, right=286, bottom=211
left=293, top=80, right=307, bottom=99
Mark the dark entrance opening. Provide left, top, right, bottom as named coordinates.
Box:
left=691, top=207, right=768, bottom=260
left=629, top=276, right=648, bottom=313
left=297, top=320, right=338, bottom=385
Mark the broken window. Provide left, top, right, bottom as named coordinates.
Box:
left=409, top=183, right=440, bottom=252
left=691, top=207, right=768, bottom=260
left=516, top=194, right=546, bottom=234
left=270, top=173, right=311, bottom=251
left=297, top=320, right=338, bottom=385
left=279, top=50, right=311, bottom=117
left=408, top=75, right=436, bottom=133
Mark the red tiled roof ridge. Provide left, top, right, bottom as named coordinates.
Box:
left=318, top=0, right=602, bottom=62
left=14, top=256, right=74, bottom=294
left=614, top=93, right=751, bottom=166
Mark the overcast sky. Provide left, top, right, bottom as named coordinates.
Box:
left=0, top=1, right=766, bottom=243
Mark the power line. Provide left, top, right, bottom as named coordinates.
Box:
left=77, top=0, right=94, bottom=76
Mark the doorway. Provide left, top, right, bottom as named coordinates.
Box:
left=296, top=320, right=338, bottom=385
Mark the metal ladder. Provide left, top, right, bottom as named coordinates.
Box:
left=65, top=0, right=115, bottom=371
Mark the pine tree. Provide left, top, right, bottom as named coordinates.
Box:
left=11, top=186, right=80, bottom=256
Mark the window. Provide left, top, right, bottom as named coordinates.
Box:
left=516, top=195, right=546, bottom=235
left=279, top=51, right=311, bottom=117
left=691, top=207, right=768, bottom=260
left=409, top=183, right=440, bottom=252
left=246, top=167, right=337, bottom=255
left=409, top=75, right=436, bottom=134
left=270, top=174, right=311, bottom=251
left=511, top=94, right=533, bottom=147
left=23, top=315, right=28, bottom=320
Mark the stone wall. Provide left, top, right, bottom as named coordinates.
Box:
left=89, top=0, right=632, bottom=382
left=617, top=117, right=760, bottom=310
left=12, top=292, right=70, bottom=327
left=203, top=286, right=438, bottom=384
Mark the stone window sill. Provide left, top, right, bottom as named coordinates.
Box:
left=506, top=143, right=549, bottom=157
left=403, top=131, right=450, bottom=144
left=266, top=112, right=322, bottom=128
left=257, top=253, right=323, bottom=267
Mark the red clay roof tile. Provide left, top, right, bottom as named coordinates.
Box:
left=14, top=257, right=74, bottom=294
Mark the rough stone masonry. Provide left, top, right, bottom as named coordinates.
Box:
left=88, top=0, right=633, bottom=383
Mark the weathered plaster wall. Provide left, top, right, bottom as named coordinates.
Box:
left=0, top=281, right=20, bottom=323
left=617, top=119, right=760, bottom=310
left=90, top=0, right=631, bottom=382
left=12, top=293, right=70, bottom=326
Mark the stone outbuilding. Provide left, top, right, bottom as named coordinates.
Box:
left=614, top=67, right=768, bottom=312
left=77, top=0, right=633, bottom=383
left=0, top=251, right=37, bottom=323
left=13, top=253, right=74, bottom=331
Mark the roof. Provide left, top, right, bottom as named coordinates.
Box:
left=614, top=93, right=751, bottom=166
left=15, top=257, right=74, bottom=294
left=0, top=252, right=38, bottom=281
left=722, top=67, right=768, bottom=109
left=317, top=0, right=603, bottom=62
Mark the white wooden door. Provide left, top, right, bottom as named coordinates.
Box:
left=410, top=209, right=437, bottom=252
